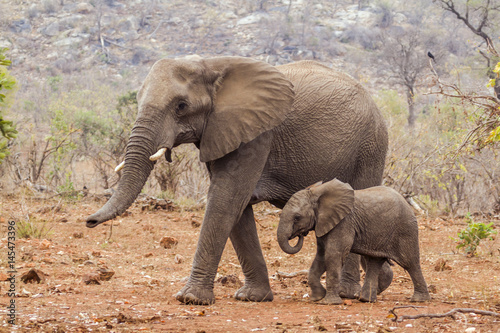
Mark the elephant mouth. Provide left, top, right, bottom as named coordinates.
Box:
left=290, top=230, right=309, bottom=240
left=86, top=219, right=101, bottom=228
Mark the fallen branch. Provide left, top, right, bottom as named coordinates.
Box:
left=389, top=306, right=500, bottom=322
left=276, top=270, right=309, bottom=279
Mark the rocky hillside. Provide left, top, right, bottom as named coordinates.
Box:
left=1, top=0, right=419, bottom=88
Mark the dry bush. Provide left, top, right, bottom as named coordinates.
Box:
left=378, top=89, right=500, bottom=216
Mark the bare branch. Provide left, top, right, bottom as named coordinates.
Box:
left=389, top=306, right=500, bottom=322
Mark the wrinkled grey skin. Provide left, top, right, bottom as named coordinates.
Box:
left=86, top=56, right=390, bottom=305
left=278, top=179, right=431, bottom=304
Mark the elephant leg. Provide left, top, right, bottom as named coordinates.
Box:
left=308, top=238, right=326, bottom=302
left=319, top=249, right=345, bottom=305
left=360, top=256, right=393, bottom=294
left=405, top=261, right=431, bottom=302
left=339, top=253, right=362, bottom=299
left=176, top=132, right=272, bottom=305
left=230, top=206, right=273, bottom=302
left=359, top=257, right=385, bottom=303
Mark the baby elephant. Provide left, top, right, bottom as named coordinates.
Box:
left=277, top=179, right=430, bottom=304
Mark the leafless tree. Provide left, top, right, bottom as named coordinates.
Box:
left=381, top=27, right=439, bottom=128
left=434, top=0, right=500, bottom=99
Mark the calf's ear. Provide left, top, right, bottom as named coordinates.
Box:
left=310, top=179, right=354, bottom=237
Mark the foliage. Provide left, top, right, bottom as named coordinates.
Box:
left=455, top=213, right=497, bottom=256
left=17, top=218, right=53, bottom=239
left=0, top=48, right=17, bottom=163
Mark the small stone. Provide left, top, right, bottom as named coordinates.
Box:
left=73, top=232, right=84, bottom=239
left=144, top=252, right=154, bottom=258
left=83, top=273, right=101, bottom=285
left=216, top=274, right=243, bottom=287
left=40, top=239, right=51, bottom=249
left=73, top=255, right=89, bottom=263
left=42, top=257, right=54, bottom=264
left=160, top=236, right=178, bottom=249
left=434, top=258, right=452, bottom=271
left=174, top=254, right=184, bottom=264
left=20, top=269, right=48, bottom=284
left=98, top=268, right=115, bottom=281
left=343, top=299, right=353, bottom=306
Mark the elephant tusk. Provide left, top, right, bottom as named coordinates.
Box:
left=114, top=161, right=125, bottom=172
left=149, top=148, right=167, bottom=161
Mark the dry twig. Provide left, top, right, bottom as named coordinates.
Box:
left=389, top=305, right=500, bottom=322
left=276, top=270, right=309, bottom=279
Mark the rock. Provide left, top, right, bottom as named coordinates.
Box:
left=236, top=13, right=269, bottom=26
left=118, top=16, right=139, bottom=33
left=97, top=267, right=115, bottom=281
left=40, top=239, right=52, bottom=249
left=73, top=254, right=89, bottom=263
left=20, top=269, right=48, bottom=284
left=174, top=254, right=184, bottom=264
left=83, top=273, right=101, bottom=285
left=41, top=21, right=60, bottom=36
left=10, top=19, right=31, bottom=33
left=434, top=258, right=452, bottom=271
left=73, top=232, right=84, bottom=239
left=54, top=36, right=84, bottom=47
left=216, top=274, right=242, bottom=287
left=0, top=272, right=10, bottom=281
left=74, top=3, right=94, bottom=14
left=59, top=15, right=84, bottom=29
left=160, top=236, right=178, bottom=249
left=0, top=39, right=13, bottom=48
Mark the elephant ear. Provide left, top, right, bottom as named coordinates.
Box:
left=199, top=57, right=295, bottom=163
left=310, top=179, right=355, bottom=238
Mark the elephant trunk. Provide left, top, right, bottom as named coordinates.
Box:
left=277, top=219, right=304, bottom=254
left=86, top=124, right=159, bottom=228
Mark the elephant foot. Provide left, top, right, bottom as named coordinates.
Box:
left=234, top=284, right=273, bottom=302
left=410, top=291, right=431, bottom=302
left=175, top=284, right=215, bottom=305
left=358, top=288, right=377, bottom=303
left=339, top=281, right=361, bottom=299
left=309, top=286, right=326, bottom=302
left=318, top=293, right=343, bottom=305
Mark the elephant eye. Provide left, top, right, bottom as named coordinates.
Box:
left=176, top=102, right=188, bottom=115
left=293, top=214, right=301, bottom=222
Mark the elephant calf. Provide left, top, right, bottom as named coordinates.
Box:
left=277, top=179, right=431, bottom=304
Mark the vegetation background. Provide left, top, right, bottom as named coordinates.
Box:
left=1, top=0, right=499, bottom=217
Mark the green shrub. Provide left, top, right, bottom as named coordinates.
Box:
left=455, top=213, right=497, bottom=256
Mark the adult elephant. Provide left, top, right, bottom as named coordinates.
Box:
left=86, top=56, right=390, bottom=305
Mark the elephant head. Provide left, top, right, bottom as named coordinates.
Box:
left=277, top=179, right=355, bottom=254
left=86, top=56, right=294, bottom=228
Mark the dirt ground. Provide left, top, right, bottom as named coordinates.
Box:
left=0, top=193, right=499, bottom=332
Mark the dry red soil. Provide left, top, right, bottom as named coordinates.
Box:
left=0, top=194, right=499, bottom=332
